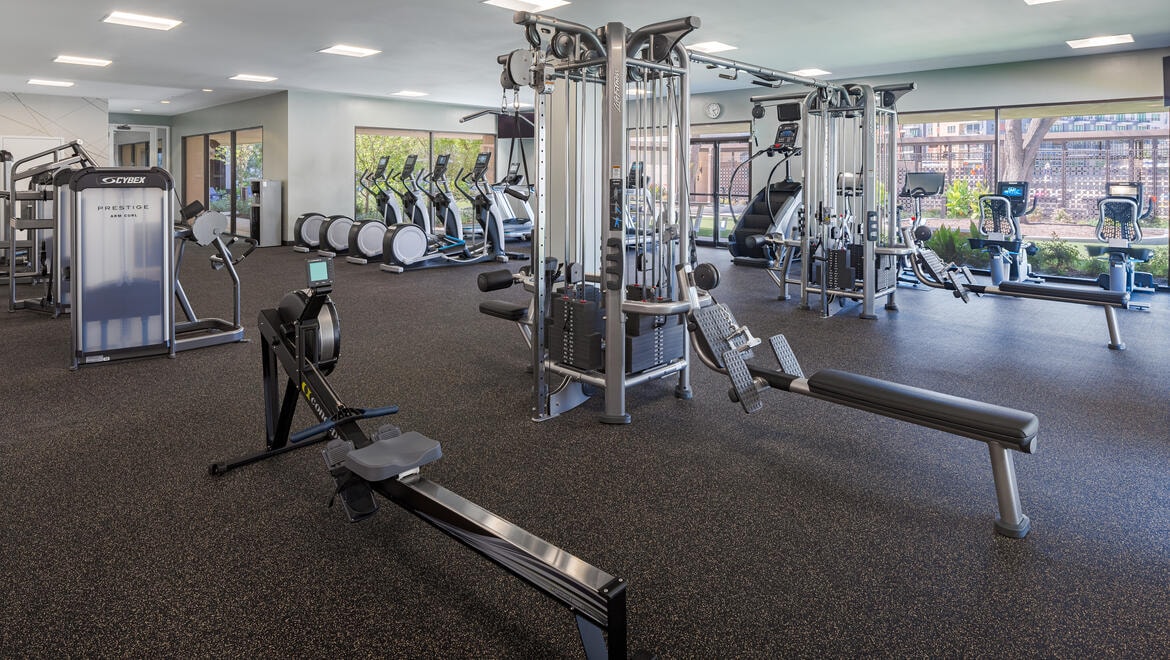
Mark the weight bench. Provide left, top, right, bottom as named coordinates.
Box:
left=692, top=299, right=1037, bottom=538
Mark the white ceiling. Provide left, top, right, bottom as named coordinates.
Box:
left=0, top=0, right=1167, bottom=116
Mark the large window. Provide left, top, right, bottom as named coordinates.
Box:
left=109, top=124, right=169, bottom=169
left=182, top=127, right=263, bottom=235
left=354, top=127, right=495, bottom=225
left=688, top=122, right=752, bottom=247
left=898, top=101, right=1168, bottom=286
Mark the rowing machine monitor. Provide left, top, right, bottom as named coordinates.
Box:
left=306, top=256, right=334, bottom=292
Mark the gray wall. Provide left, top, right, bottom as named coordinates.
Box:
left=285, top=91, right=495, bottom=238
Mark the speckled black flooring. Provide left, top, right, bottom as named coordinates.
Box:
left=1, top=245, right=1167, bottom=658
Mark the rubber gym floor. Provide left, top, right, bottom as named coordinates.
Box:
left=1, top=244, right=1167, bottom=657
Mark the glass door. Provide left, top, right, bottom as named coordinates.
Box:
left=109, top=124, right=169, bottom=169
left=690, top=139, right=751, bottom=247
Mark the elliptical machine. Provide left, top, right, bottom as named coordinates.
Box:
left=345, top=156, right=399, bottom=265
left=1087, top=181, right=1156, bottom=300
left=968, top=181, right=1041, bottom=285
left=292, top=212, right=327, bottom=253
left=207, top=256, right=627, bottom=657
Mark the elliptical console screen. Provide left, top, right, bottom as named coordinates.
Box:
left=374, top=156, right=390, bottom=178
left=400, top=155, right=417, bottom=178
left=306, top=257, right=333, bottom=288
left=433, top=154, right=449, bottom=178
left=998, top=182, right=1028, bottom=199
left=773, top=123, right=799, bottom=150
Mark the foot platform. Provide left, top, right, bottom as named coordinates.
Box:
left=344, top=431, right=443, bottom=482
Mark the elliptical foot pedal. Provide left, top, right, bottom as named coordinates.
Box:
left=723, top=349, right=763, bottom=414
left=322, top=439, right=379, bottom=522
left=769, top=335, right=804, bottom=377
left=344, top=431, right=442, bottom=483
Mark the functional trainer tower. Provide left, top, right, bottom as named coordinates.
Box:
left=210, top=257, right=626, bottom=658
left=499, top=12, right=701, bottom=423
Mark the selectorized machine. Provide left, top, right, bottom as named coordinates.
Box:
left=209, top=256, right=627, bottom=659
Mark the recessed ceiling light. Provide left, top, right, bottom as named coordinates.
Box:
left=319, top=44, right=381, bottom=58
left=482, top=0, right=570, bottom=11
left=102, top=11, right=181, bottom=31
left=230, top=74, right=278, bottom=82
left=1023, top=0, right=1063, bottom=4
left=392, top=90, right=428, bottom=97
left=202, top=88, right=214, bottom=92
left=28, top=78, right=74, bottom=87
left=1067, top=34, right=1134, bottom=49
left=54, top=55, right=112, bottom=67
left=160, top=100, right=171, bottom=104
left=132, top=108, right=142, bottom=112
left=789, top=68, right=832, bottom=77
left=689, top=41, right=737, bottom=54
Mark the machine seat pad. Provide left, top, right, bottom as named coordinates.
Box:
left=999, top=282, right=1128, bottom=307
left=479, top=300, right=528, bottom=322
left=806, top=369, right=1037, bottom=452
left=1085, top=245, right=1154, bottom=261
left=344, top=431, right=442, bottom=482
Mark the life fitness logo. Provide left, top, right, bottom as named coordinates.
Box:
left=101, top=175, right=147, bottom=185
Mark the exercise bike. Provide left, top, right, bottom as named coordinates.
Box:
left=1087, top=181, right=1157, bottom=305
left=968, top=181, right=1041, bottom=285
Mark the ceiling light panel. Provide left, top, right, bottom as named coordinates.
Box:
left=689, top=41, right=737, bottom=54
left=231, top=74, right=278, bottom=82
left=54, top=55, right=112, bottom=67
left=102, top=11, right=181, bottom=31
left=1066, top=34, right=1134, bottom=49
left=28, top=78, right=74, bottom=87
left=392, top=90, right=428, bottom=97
left=789, top=68, right=832, bottom=77
left=319, top=44, right=381, bottom=57
left=482, top=0, right=570, bottom=12
left=1023, top=0, right=1063, bottom=4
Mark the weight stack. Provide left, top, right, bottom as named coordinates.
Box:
left=547, top=285, right=604, bottom=371
left=827, top=248, right=856, bottom=290
left=626, top=315, right=685, bottom=373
